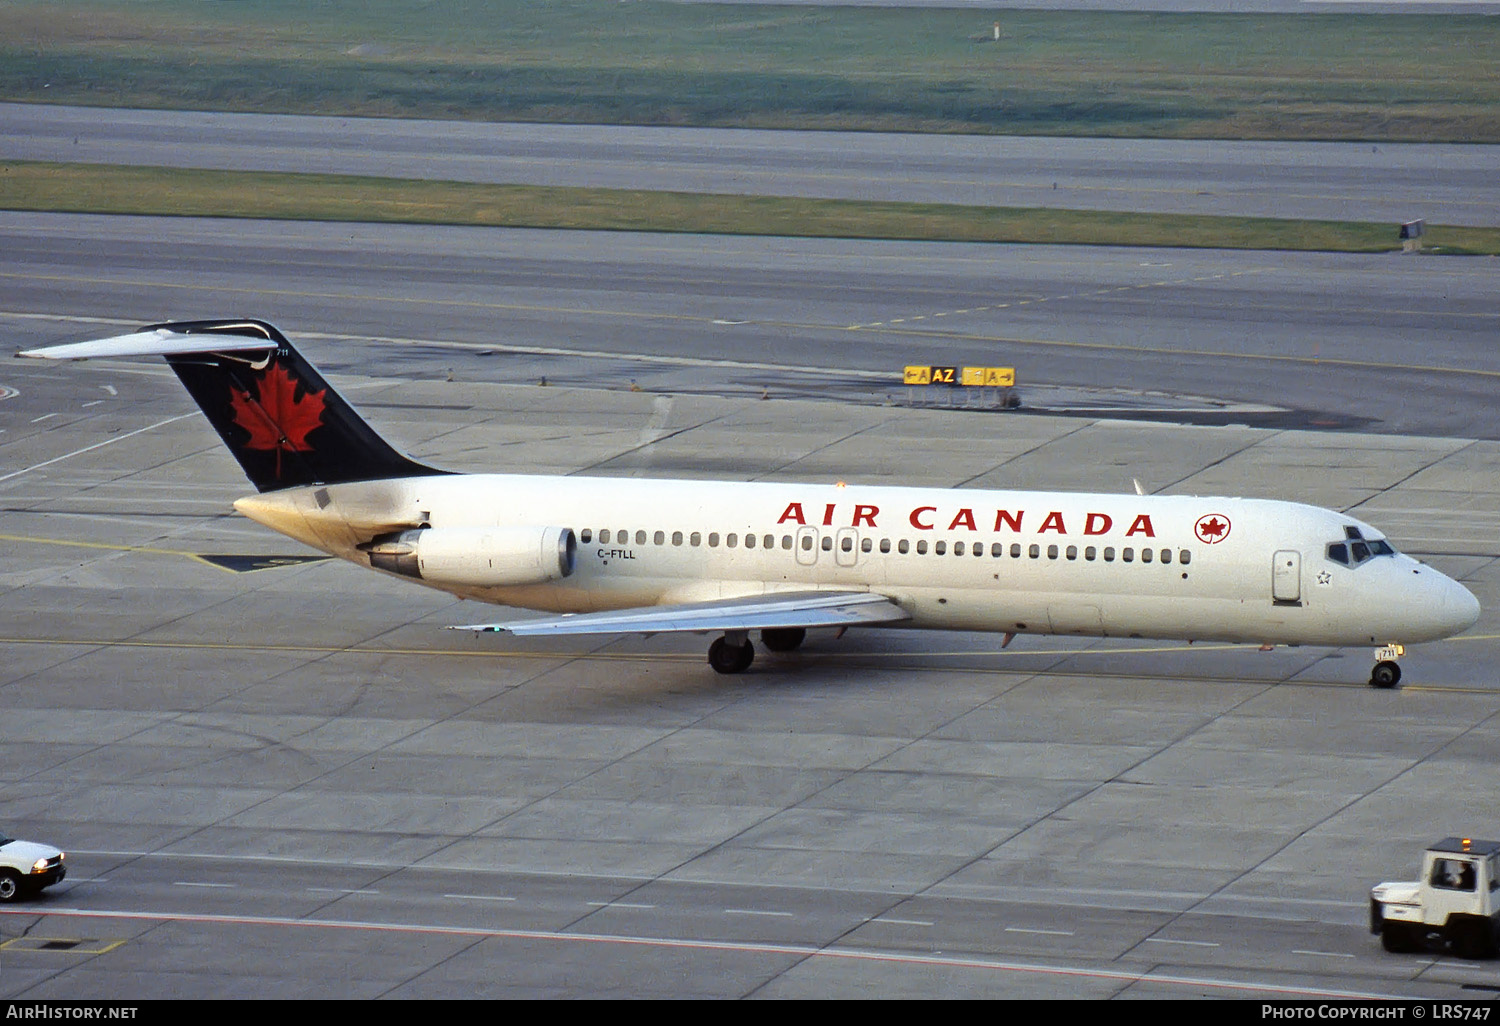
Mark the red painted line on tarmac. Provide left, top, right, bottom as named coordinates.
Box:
left=1, top=906, right=1398, bottom=1000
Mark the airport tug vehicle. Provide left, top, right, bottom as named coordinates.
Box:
left=1370, top=837, right=1500, bottom=959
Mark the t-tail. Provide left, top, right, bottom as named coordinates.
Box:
left=18, top=318, right=447, bottom=492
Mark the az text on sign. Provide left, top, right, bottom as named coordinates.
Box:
left=904, top=365, right=1014, bottom=387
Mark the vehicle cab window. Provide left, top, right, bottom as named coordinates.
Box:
left=1431, top=858, right=1477, bottom=891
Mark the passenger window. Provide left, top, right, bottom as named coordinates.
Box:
left=1029, top=544, right=1040, bottom=559
left=581, top=529, right=593, bottom=543
left=1160, top=549, right=1171, bottom=564
left=599, top=529, right=611, bottom=544
left=782, top=535, right=792, bottom=550
left=744, top=533, right=756, bottom=549
left=1104, top=547, right=1115, bottom=562
left=727, top=533, right=738, bottom=548
left=635, top=530, right=647, bottom=545
left=1010, top=543, right=1021, bottom=558
left=709, top=533, right=720, bottom=547
left=917, top=540, right=928, bottom=555
left=899, top=539, right=910, bottom=554
left=672, top=531, right=683, bottom=546
left=992, top=543, right=1003, bottom=557
left=1179, top=550, right=1190, bottom=565
left=862, top=538, right=873, bottom=553
left=1047, top=545, right=1058, bottom=560
left=974, top=543, right=984, bottom=558
left=934, top=541, right=947, bottom=555
left=821, top=536, right=833, bottom=551
left=1085, top=546, right=1096, bottom=561
left=841, top=536, right=853, bottom=552
left=1123, top=548, right=1134, bottom=563
left=801, top=535, right=813, bottom=551
left=691, top=532, right=702, bottom=547
left=954, top=541, right=965, bottom=556
left=764, top=535, right=774, bottom=549
left=880, top=539, right=891, bottom=554
left=653, top=531, right=665, bottom=545
left=1142, top=548, right=1153, bottom=563
left=1065, top=545, right=1077, bottom=561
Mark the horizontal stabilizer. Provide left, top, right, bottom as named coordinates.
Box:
left=18, top=326, right=277, bottom=361
left=17, top=318, right=447, bottom=493
left=452, top=590, right=910, bottom=636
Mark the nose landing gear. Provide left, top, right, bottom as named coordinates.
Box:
left=1370, top=644, right=1405, bottom=689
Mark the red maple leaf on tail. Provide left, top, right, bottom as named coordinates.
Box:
left=228, top=363, right=327, bottom=480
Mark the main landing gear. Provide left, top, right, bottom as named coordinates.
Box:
left=760, top=627, right=806, bottom=653
left=1370, top=644, right=1405, bottom=689
left=707, top=627, right=808, bottom=674
left=708, top=632, right=755, bottom=674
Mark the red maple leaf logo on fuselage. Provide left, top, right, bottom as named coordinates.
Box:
left=228, top=362, right=326, bottom=479
left=1194, top=514, right=1231, bottom=545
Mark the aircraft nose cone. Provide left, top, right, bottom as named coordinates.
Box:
left=1443, top=579, right=1481, bottom=635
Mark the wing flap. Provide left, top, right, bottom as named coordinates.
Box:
left=451, top=590, right=910, bottom=636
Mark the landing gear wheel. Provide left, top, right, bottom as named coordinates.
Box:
left=761, top=627, right=806, bottom=653
left=708, top=635, right=755, bottom=675
left=0, top=871, right=21, bottom=904
left=1370, top=660, right=1402, bottom=689
left=1453, top=921, right=1499, bottom=960
left=1381, top=921, right=1420, bottom=953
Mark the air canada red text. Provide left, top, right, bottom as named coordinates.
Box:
left=775, top=502, right=1157, bottom=538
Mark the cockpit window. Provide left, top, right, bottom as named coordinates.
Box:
left=1328, top=529, right=1398, bottom=567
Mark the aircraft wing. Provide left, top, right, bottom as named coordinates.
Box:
left=451, top=590, right=910, bottom=636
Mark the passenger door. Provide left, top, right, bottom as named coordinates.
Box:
left=1272, top=550, right=1301, bottom=604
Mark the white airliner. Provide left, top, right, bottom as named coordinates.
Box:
left=19, top=319, right=1479, bottom=685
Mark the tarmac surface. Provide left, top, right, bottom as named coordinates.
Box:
left=2, top=224, right=1499, bottom=998
left=1, top=212, right=1497, bottom=440
left=6, top=102, right=1498, bottom=227
left=2, top=92, right=1499, bottom=996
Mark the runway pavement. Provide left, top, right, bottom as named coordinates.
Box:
left=1, top=213, right=1496, bottom=440
left=6, top=102, right=1497, bottom=226
left=699, top=0, right=1500, bottom=11
left=1, top=229, right=1499, bottom=997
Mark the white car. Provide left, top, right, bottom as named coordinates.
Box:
left=0, top=836, right=66, bottom=902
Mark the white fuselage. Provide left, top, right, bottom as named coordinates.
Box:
left=235, top=474, right=1479, bottom=648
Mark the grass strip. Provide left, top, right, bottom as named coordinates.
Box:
left=2, top=160, right=1494, bottom=255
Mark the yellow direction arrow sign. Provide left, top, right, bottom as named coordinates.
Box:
left=903, top=365, right=931, bottom=385
left=983, top=367, right=1016, bottom=387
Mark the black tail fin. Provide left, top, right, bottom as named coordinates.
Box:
left=153, top=319, right=447, bottom=493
